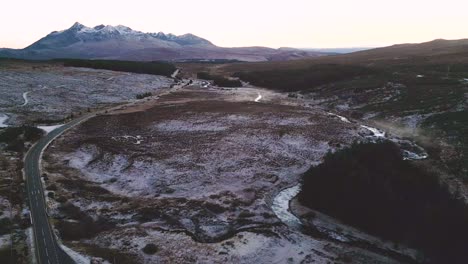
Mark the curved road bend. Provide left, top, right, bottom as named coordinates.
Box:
left=25, top=115, right=91, bottom=264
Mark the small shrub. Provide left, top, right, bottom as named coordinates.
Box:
left=136, top=92, right=152, bottom=100
left=142, top=243, right=158, bottom=255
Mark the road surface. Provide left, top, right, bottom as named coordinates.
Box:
left=25, top=115, right=91, bottom=264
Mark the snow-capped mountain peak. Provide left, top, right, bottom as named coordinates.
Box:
left=70, top=22, right=85, bottom=30
left=31, top=22, right=214, bottom=50
left=0, top=22, right=325, bottom=62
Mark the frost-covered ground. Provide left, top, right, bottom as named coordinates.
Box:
left=0, top=61, right=173, bottom=125
left=0, top=234, right=11, bottom=249
left=0, top=150, right=29, bottom=263
left=42, top=85, right=412, bottom=263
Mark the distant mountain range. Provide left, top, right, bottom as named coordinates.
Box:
left=304, top=47, right=374, bottom=54
left=0, top=22, right=329, bottom=62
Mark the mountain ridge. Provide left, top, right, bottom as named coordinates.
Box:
left=0, top=22, right=327, bottom=62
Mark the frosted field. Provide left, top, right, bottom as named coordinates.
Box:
left=0, top=62, right=173, bottom=125
left=41, top=86, right=407, bottom=263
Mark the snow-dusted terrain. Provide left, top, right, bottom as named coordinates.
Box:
left=0, top=62, right=173, bottom=125
left=42, top=84, right=414, bottom=263
left=0, top=113, right=9, bottom=127
left=361, top=125, right=386, bottom=138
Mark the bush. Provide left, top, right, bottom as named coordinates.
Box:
left=0, top=126, right=44, bottom=152
left=142, top=243, right=158, bottom=255
left=299, top=141, right=468, bottom=263
left=135, top=92, right=152, bottom=99
left=0, top=218, right=13, bottom=235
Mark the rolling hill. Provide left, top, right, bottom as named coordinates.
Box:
left=209, top=38, right=468, bottom=181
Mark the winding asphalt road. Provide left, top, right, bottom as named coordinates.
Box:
left=25, top=114, right=91, bottom=264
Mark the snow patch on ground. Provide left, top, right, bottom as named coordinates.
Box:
left=38, top=124, right=63, bottom=134
left=403, top=150, right=429, bottom=160
left=26, top=227, right=36, bottom=264
left=361, top=125, right=386, bottom=137
left=0, top=114, right=9, bottom=127
left=328, top=112, right=351, bottom=123
left=171, top=69, right=180, bottom=78
left=0, top=234, right=10, bottom=249
left=60, top=244, right=91, bottom=264
left=67, top=146, right=97, bottom=170
left=0, top=196, right=12, bottom=218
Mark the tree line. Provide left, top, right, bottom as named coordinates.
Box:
left=299, top=141, right=468, bottom=263
left=58, top=59, right=177, bottom=77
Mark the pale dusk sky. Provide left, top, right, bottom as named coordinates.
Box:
left=1, top=0, right=467, bottom=49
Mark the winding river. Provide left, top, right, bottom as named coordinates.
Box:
left=271, top=184, right=303, bottom=230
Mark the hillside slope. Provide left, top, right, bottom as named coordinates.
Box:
left=213, top=38, right=468, bottom=180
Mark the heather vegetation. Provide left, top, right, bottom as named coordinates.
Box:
left=422, top=110, right=468, bottom=179
left=233, top=64, right=375, bottom=92
left=299, top=141, right=468, bottom=263
left=136, top=92, right=152, bottom=99
left=229, top=60, right=468, bottom=181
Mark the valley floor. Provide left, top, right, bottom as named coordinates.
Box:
left=42, top=82, right=418, bottom=263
